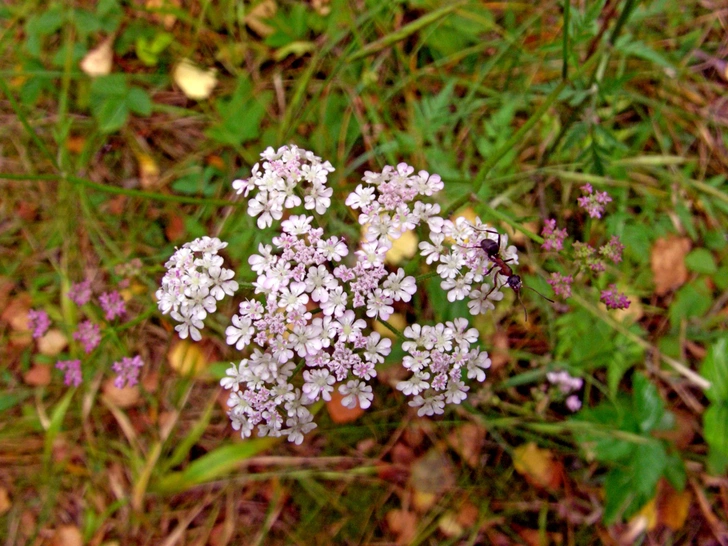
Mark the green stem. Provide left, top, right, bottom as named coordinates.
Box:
left=376, top=319, right=405, bottom=340
left=562, top=0, right=570, bottom=81
left=571, top=292, right=711, bottom=391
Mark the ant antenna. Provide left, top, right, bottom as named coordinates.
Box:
left=525, top=285, right=555, bottom=304
left=516, top=290, right=528, bottom=322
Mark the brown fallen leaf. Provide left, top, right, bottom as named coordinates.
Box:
left=446, top=423, right=485, bottom=468
left=513, top=442, right=563, bottom=490
left=386, top=509, right=417, bottom=545
left=651, top=236, right=691, bottom=296
left=326, top=389, right=365, bottom=423
left=102, top=378, right=140, bottom=408
left=37, top=329, right=68, bottom=356
left=51, top=524, right=83, bottom=546
left=409, top=448, right=455, bottom=512
left=658, top=482, right=692, bottom=531
left=245, top=0, right=277, bottom=37
left=24, top=363, right=51, bottom=386
left=0, top=487, right=10, bottom=515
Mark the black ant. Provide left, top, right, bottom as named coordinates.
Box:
left=461, top=228, right=554, bottom=321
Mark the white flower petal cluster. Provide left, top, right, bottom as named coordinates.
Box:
left=422, top=217, right=520, bottom=314
left=156, top=237, right=239, bottom=341
left=233, top=145, right=335, bottom=229
left=397, top=318, right=491, bottom=416
left=159, top=146, right=502, bottom=444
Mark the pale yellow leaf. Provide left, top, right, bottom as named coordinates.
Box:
left=385, top=230, right=418, bottom=265
left=172, top=60, right=217, bottom=100
left=80, top=36, right=114, bottom=77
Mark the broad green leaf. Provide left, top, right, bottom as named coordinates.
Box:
left=663, top=450, right=686, bottom=491
left=603, top=468, right=634, bottom=523
left=685, top=248, right=717, bottom=274
left=93, top=97, right=129, bottom=133
left=668, top=283, right=712, bottom=327
left=700, top=338, right=728, bottom=401
left=703, top=403, right=728, bottom=465
left=632, top=440, right=667, bottom=496
left=90, top=74, right=128, bottom=97
left=126, top=87, right=152, bottom=116
left=632, top=373, right=664, bottom=433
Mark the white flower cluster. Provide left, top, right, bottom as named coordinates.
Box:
left=397, top=320, right=491, bottom=416
left=232, top=145, right=335, bottom=229
left=220, top=213, right=404, bottom=444
left=420, top=217, right=518, bottom=314
left=159, top=145, right=515, bottom=444
left=156, top=237, right=239, bottom=341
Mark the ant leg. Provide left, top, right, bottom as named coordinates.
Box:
left=484, top=279, right=501, bottom=299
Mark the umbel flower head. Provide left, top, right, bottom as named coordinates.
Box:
left=156, top=236, right=239, bottom=341
left=159, top=145, right=500, bottom=444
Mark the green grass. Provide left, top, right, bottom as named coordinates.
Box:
left=2, top=0, right=728, bottom=543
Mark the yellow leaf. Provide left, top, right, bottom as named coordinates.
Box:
left=168, top=340, right=209, bottom=377
left=385, top=229, right=418, bottom=265
left=513, top=442, right=562, bottom=489
left=172, top=60, right=217, bottom=100
left=80, top=36, right=114, bottom=77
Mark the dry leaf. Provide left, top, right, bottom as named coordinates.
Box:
left=651, top=236, right=690, bottom=296
left=24, top=364, right=51, bottom=386
left=51, top=524, right=83, bottom=546
left=65, top=135, right=85, bottom=154
left=102, top=378, right=140, bottom=408
left=165, top=214, right=186, bottom=242
left=438, top=511, right=463, bottom=537
left=136, top=151, right=160, bottom=190
left=245, top=0, right=277, bottom=37
left=168, top=340, right=209, bottom=377
left=410, top=449, right=455, bottom=499
left=147, top=0, right=180, bottom=29
left=0, top=487, right=10, bottom=515
left=386, top=509, right=417, bottom=545
left=2, top=296, right=31, bottom=332
left=513, top=442, right=563, bottom=490
left=446, top=423, right=485, bottom=468
left=326, top=388, right=365, bottom=423
left=659, top=484, right=692, bottom=531
left=37, top=329, right=68, bottom=356
left=385, top=229, right=418, bottom=265
left=172, top=59, right=217, bottom=100
left=80, top=36, right=114, bottom=77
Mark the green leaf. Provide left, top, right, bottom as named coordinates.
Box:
left=152, top=439, right=277, bottom=493
left=93, top=96, right=129, bottom=133
left=603, top=468, right=635, bottom=523
left=0, top=391, right=30, bottom=412
left=90, top=74, right=129, bottom=97
left=632, top=440, right=667, bottom=496
left=632, top=373, right=665, bottom=433
left=663, top=451, right=686, bottom=491
left=685, top=248, right=717, bottom=274
left=126, top=87, right=152, bottom=116
left=701, top=338, right=728, bottom=401
left=704, top=403, right=728, bottom=464
left=668, top=282, right=712, bottom=327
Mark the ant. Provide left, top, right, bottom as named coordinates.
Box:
left=461, top=227, right=554, bottom=321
